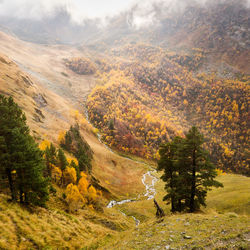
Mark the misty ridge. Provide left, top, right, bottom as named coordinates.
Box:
left=0, top=0, right=249, bottom=45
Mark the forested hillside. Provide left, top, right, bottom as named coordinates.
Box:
left=86, top=42, right=249, bottom=176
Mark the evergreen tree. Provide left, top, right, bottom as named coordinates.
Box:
left=0, top=95, right=49, bottom=206
left=57, top=148, right=68, bottom=186
left=158, top=136, right=188, bottom=212
left=57, top=148, right=68, bottom=171
left=13, top=130, right=49, bottom=206
left=158, top=126, right=223, bottom=213
left=61, top=124, right=93, bottom=173
left=44, top=143, right=57, bottom=177
left=182, top=126, right=223, bottom=212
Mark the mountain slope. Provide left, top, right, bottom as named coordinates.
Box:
left=86, top=0, right=249, bottom=74
left=0, top=32, right=147, bottom=199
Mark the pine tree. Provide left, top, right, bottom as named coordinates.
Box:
left=158, top=126, right=223, bottom=213
left=0, top=95, right=49, bottom=206
left=158, top=136, right=188, bottom=212
left=14, top=131, right=49, bottom=206
left=57, top=148, right=68, bottom=186
left=182, top=126, right=223, bottom=212
left=44, top=143, right=57, bottom=177
left=57, top=148, right=68, bottom=171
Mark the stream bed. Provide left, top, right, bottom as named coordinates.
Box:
left=84, top=108, right=158, bottom=226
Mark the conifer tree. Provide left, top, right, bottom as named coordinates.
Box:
left=158, top=126, right=223, bottom=212
left=57, top=148, right=68, bottom=171
left=158, top=136, right=188, bottom=212
left=0, top=95, right=49, bottom=206
left=181, top=126, right=223, bottom=212
left=44, top=143, right=57, bottom=177
left=57, top=148, right=68, bottom=186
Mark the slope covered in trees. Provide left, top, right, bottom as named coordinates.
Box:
left=87, top=43, right=249, bottom=175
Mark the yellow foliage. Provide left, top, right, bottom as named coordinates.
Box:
left=70, top=109, right=81, bottom=120
left=39, top=140, right=50, bottom=151
left=64, top=167, right=77, bottom=185
left=92, top=128, right=99, bottom=135
left=216, top=168, right=225, bottom=176
left=232, top=100, right=238, bottom=113
left=88, top=185, right=97, bottom=200
left=51, top=165, right=62, bottom=183
left=78, top=175, right=89, bottom=196
left=67, top=157, right=78, bottom=166
left=80, top=171, right=87, bottom=178
left=58, top=131, right=66, bottom=144
left=65, top=184, right=84, bottom=212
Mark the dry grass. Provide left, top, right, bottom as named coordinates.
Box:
left=102, top=173, right=250, bottom=249
left=0, top=193, right=133, bottom=249
left=103, top=213, right=250, bottom=249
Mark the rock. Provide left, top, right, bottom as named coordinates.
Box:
left=153, top=246, right=161, bottom=250
left=184, top=222, right=190, bottom=226
left=165, top=245, right=170, bottom=249
left=183, top=235, right=192, bottom=239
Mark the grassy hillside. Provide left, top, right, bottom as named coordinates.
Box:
left=0, top=193, right=133, bottom=249
left=101, top=173, right=250, bottom=249
left=0, top=174, right=249, bottom=249
left=0, top=35, right=147, bottom=199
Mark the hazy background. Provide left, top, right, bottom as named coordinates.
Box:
left=0, top=0, right=249, bottom=44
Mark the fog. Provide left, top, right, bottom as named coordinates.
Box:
left=2, top=0, right=248, bottom=23
left=0, top=0, right=249, bottom=44
left=0, top=0, right=137, bottom=22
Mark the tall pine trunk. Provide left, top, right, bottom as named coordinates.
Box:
left=6, top=168, right=16, bottom=201
left=170, top=171, right=176, bottom=212
left=190, top=149, right=196, bottom=212
left=19, top=185, right=24, bottom=203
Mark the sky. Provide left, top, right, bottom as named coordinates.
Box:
left=0, top=0, right=139, bottom=22
left=0, top=0, right=249, bottom=24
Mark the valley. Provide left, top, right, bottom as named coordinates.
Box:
left=0, top=0, right=249, bottom=249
